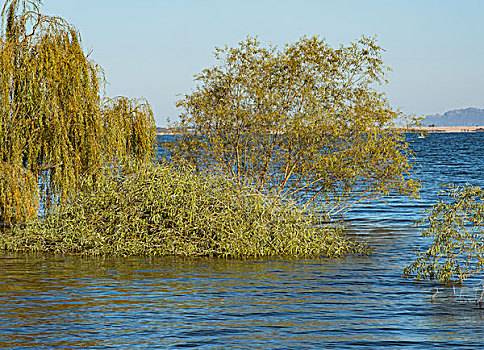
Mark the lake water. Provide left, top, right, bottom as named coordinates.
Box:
left=1, top=133, right=484, bottom=349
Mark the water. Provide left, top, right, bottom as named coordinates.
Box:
left=1, top=133, right=484, bottom=349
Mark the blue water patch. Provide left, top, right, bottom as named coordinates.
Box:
left=0, top=133, right=483, bottom=349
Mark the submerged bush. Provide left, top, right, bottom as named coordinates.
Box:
left=0, top=163, right=368, bottom=258
left=404, top=184, right=484, bottom=284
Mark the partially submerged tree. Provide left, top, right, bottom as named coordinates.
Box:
left=404, top=184, right=484, bottom=285
left=0, top=0, right=155, bottom=226
left=168, top=36, right=420, bottom=216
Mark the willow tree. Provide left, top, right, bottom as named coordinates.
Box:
left=169, top=36, right=420, bottom=216
left=0, top=0, right=155, bottom=226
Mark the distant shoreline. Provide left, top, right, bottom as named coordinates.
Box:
left=406, top=126, right=484, bottom=133
left=157, top=126, right=484, bottom=135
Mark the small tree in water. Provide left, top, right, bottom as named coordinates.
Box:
left=0, top=0, right=155, bottom=226
left=168, top=36, right=420, bottom=216
left=404, top=184, right=484, bottom=285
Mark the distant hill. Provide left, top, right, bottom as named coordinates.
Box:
left=423, top=107, right=484, bottom=127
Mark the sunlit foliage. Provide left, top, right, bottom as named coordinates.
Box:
left=101, top=96, right=156, bottom=165
left=0, top=0, right=155, bottom=225
left=0, top=162, right=370, bottom=258
left=404, top=184, right=484, bottom=284
left=168, top=36, right=420, bottom=216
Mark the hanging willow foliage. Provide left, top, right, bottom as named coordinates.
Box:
left=101, top=96, right=156, bottom=165
left=0, top=161, right=38, bottom=225
left=0, top=0, right=155, bottom=225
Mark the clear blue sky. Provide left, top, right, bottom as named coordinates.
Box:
left=41, top=0, right=484, bottom=126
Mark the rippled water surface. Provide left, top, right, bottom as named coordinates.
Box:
left=1, top=133, right=484, bottom=349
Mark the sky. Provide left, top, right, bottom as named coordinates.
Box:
left=40, top=0, right=484, bottom=126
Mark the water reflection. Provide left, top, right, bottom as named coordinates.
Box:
left=1, top=240, right=483, bottom=349
left=1, top=134, right=484, bottom=349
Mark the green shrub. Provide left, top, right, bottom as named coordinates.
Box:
left=0, top=163, right=369, bottom=258
left=404, top=184, right=484, bottom=284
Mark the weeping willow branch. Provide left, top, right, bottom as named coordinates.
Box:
left=0, top=0, right=156, bottom=225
